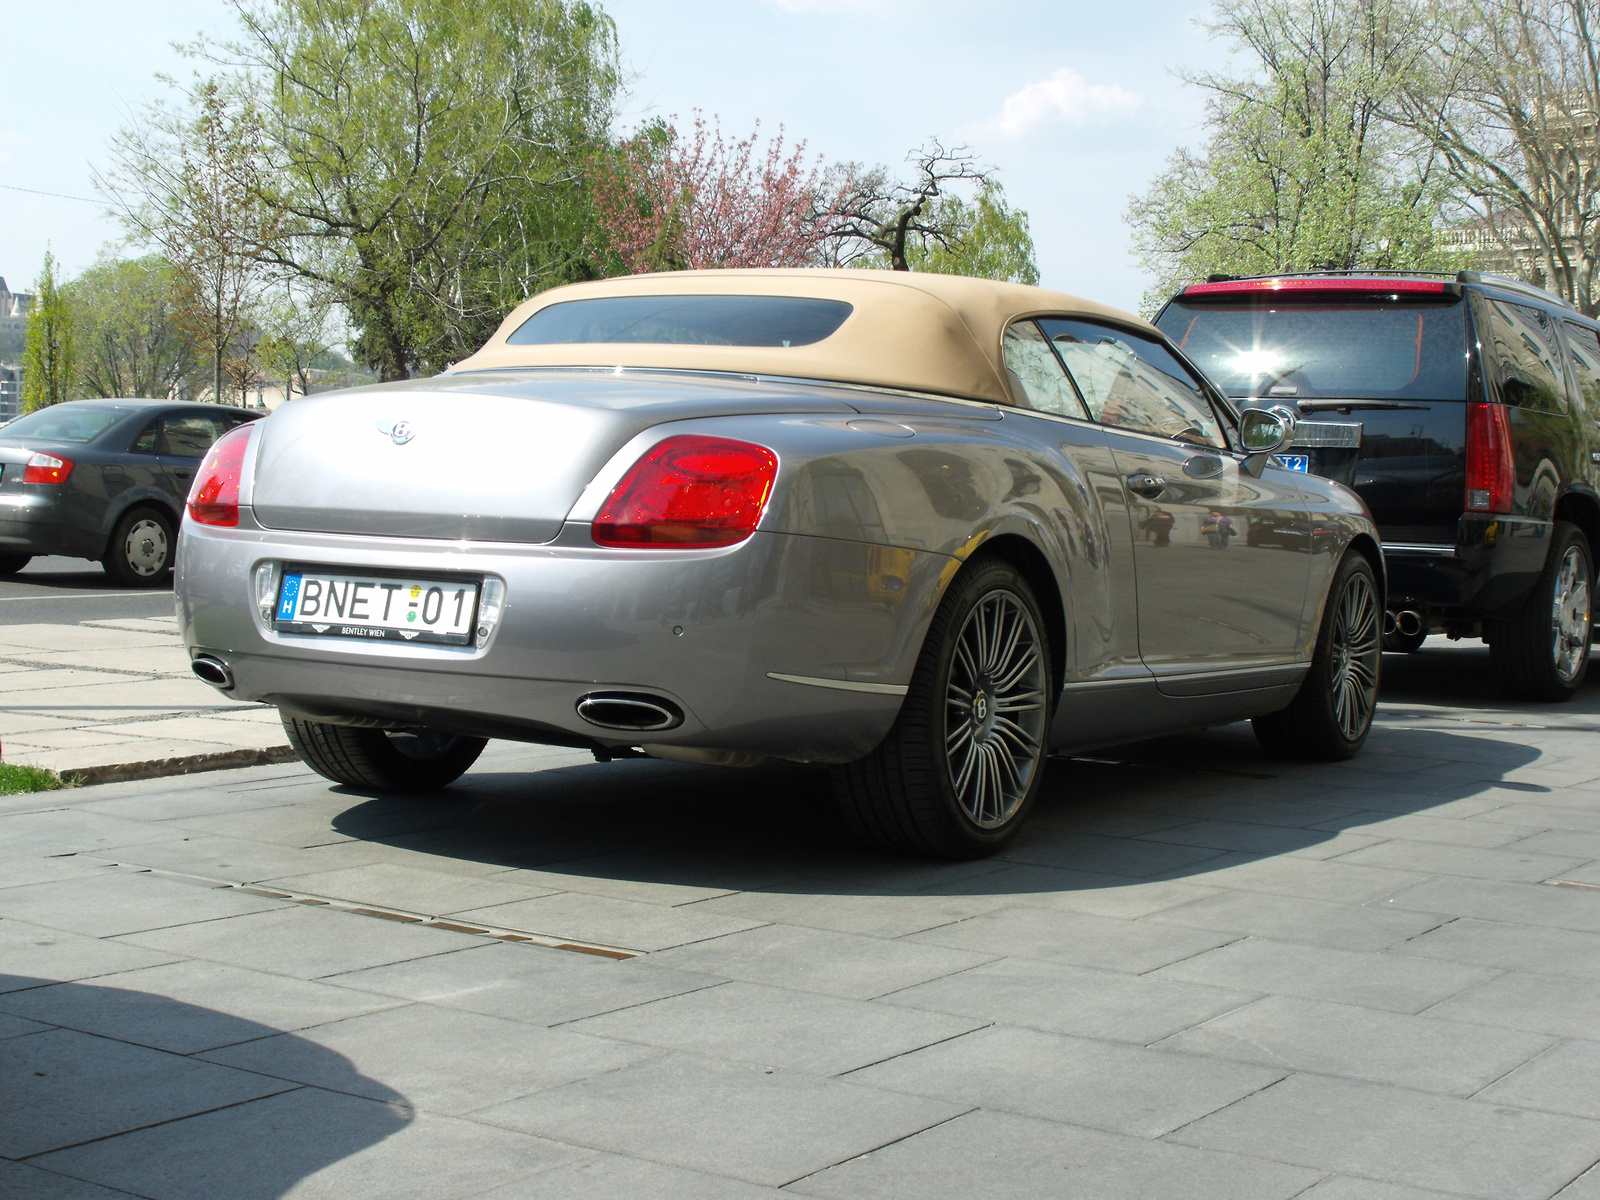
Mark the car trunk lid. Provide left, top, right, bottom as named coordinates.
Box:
left=249, top=369, right=860, bottom=542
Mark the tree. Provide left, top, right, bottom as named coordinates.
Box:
left=70, top=255, right=195, bottom=400
left=1127, top=0, right=1459, bottom=311
left=836, top=178, right=1040, bottom=283
left=816, top=141, right=1002, bottom=271
left=593, top=114, right=828, bottom=273
left=21, top=252, right=76, bottom=412
left=104, top=78, right=275, bottom=405
left=1398, top=0, right=1600, bottom=314
left=255, top=280, right=337, bottom=403
left=215, top=0, right=620, bottom=380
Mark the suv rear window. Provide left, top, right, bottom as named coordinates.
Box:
left=508, top=296, right=854, bottom=348
left=1158, top=299, right=1468, bottom=401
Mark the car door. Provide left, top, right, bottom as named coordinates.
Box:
left=154, top=411, right=229, bottom=501
left=120, top=414, right=178, bottom=502
left=1039, top=317, right=1313, bottom=693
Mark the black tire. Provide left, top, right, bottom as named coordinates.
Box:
left=282, top=715, right=487, bottom=792
left=0, top=554, right=31, bottom=575
left=1382, top=625, right=1428, bottom=654
left=103, top=507, right=175, bottom=587
left=831, top=556, right=1053, bottom=858
left=1254, top=551, right=1381, bottom=761
left=1488, top=520, right=1593, bottom=702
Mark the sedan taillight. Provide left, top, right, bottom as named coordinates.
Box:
left=22, top=452, right=73, bottom=484
left=1465, top=401, right=1515, bottom=514
left=593, top=435, right=778, bottom=548
left=187, top=424, right=255, bottom=527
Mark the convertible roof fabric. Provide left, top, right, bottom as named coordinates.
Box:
left=451, top=269, right=1153, bottom=406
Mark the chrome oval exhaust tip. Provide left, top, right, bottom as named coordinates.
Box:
left=1396, top=610, right=1424, bottom=637
left=191, top=655, right=234, bottom=690
left=576, top=692, right=683, bottom=732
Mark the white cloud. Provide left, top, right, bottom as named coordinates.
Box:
left=986, top=67, right=1142, bottom=139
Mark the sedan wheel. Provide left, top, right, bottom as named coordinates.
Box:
left=104, top=508, right=175, bottom=587
left=833, top=556, right=1053, bottom=858
left=282, top=715, right=487, bottom=792
left=1253, top=551, right=1381, bottom=760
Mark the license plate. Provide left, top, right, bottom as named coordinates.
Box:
left=1275, top=454, right=1310, bottom=473
left=275, top=569, right=480, bottom=645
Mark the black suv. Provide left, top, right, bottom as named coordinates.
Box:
left=1156, top=271, right=1599, bottom=702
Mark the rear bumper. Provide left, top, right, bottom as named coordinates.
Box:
left=1383, top=516, right=1550, bottom=614
left=0, top=493, right=97, bottom=557
left=176, top=514, right=947, bottom=764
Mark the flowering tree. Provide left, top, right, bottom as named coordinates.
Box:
left=594, top=114, right=834, bottom=272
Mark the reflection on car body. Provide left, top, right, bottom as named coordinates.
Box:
left=177, top=270, right=1384, bottom=857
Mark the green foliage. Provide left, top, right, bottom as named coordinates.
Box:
left=21, top=252, right=76, bottom=411
left=228, top=0, right=621, bottom=379
left=907, top=182, right=1040, bottom=284
left=1127, top=0, right=1466, bottom=314
left=0, top=763, right=67, bottom=794
left=70, top=255, right=195, bottom=399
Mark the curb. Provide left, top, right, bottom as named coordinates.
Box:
left=60, top=745, right=302, bottom=787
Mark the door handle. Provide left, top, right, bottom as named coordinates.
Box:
left=1125, top=473, right=1167, bottom=499
left=172, top=468, right=193, bottom=479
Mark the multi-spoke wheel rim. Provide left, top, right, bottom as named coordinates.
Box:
left=1328, top=571, right=1380, bottom=742
left=124, top=519, right=169, bottom=577
left=944, top=590, right=1047, bottom=829
left=1551, top=545, right=1592, bottom=684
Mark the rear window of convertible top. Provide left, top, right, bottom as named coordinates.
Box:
left=507, top=295, right=854, bottom=348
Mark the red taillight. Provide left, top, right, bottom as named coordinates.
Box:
left=593, top=435, right=778, bottom=548
left=22, top=452, right=73, bottom=484
left=1465, top=402, right=1515, bottom=513
left=186, top=423, right=255, bottom=527
left=1183, top=277, right=1449, bottom=297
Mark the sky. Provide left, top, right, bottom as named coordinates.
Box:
left=0, top=0, right=1233, bottom=314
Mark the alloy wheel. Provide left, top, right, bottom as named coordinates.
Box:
left=944, top=589, right=1047, bottom=829
left=123, top=518, right=170, bottom=577
left=1328, top=570, right=1380, bottom=742
left=1551, top=544, right=1592, bottom=684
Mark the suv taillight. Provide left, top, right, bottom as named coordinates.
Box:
left=1465, top=402, right=1515, bottom=514
left=22, top=452, right=73, bottom=484
left=186, top=423, right=255, bottom=527
left=593, top=435, right=778, bottom=548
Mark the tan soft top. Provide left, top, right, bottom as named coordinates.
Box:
left=451, top=268, right=1153, bottom=405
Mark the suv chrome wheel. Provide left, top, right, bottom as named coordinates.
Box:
left=1552, top=544, right=1592, bottom=684
left=944, top=590, right=1047, bottom=829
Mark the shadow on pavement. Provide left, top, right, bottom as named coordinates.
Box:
left=0, top=974, right=407, bottom=1198
left=327, top=713, right=1549, bottom=898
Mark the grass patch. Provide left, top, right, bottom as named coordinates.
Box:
left=0, top=762, right=70, bottom=794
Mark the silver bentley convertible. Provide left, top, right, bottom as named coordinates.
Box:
left=177, top=271, right=1383, bottom=857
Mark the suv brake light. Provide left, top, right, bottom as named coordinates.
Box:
left=22, top=452, right=74, bottom=484
left=593, top=435, right=778, bottom=548
left=1183, top=277, right=1450, bottom=297
left=1465, top=402, right=1515, bottom=513
left=187, top=423, right=255, bottom=527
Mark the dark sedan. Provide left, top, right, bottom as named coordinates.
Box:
left=0, top=399, right=261, bottom=585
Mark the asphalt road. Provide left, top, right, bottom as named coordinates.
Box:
left=0, top=555, right=177, bottom=625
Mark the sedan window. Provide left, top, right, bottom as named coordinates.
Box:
left=2, top=405, right=123, bottom=443
left=1002, top=320, right=1088, bottom=418
left=1040, top=318, right=1227, bottom=448
left=158, top=414, right=226, bottom=457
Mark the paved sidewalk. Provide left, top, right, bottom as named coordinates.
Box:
left=3, top=641, right=1600, bottom=1198
left=0, top=616, right=289, bottom=777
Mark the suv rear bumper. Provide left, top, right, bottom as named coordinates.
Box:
left=1384, top=516, right=1549, bottom=614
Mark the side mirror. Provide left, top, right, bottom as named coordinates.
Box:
left=1239, top=406, right=1296, bottom=455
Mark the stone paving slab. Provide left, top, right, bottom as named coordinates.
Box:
left=0, top=641, right=1599, bottom=1197
left=0, top=617, right=285, bottom=774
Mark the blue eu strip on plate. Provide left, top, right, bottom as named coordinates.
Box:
left=277, top=574, right=302, bottom=621
left=1276, top=454, right=1310, bottom=472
